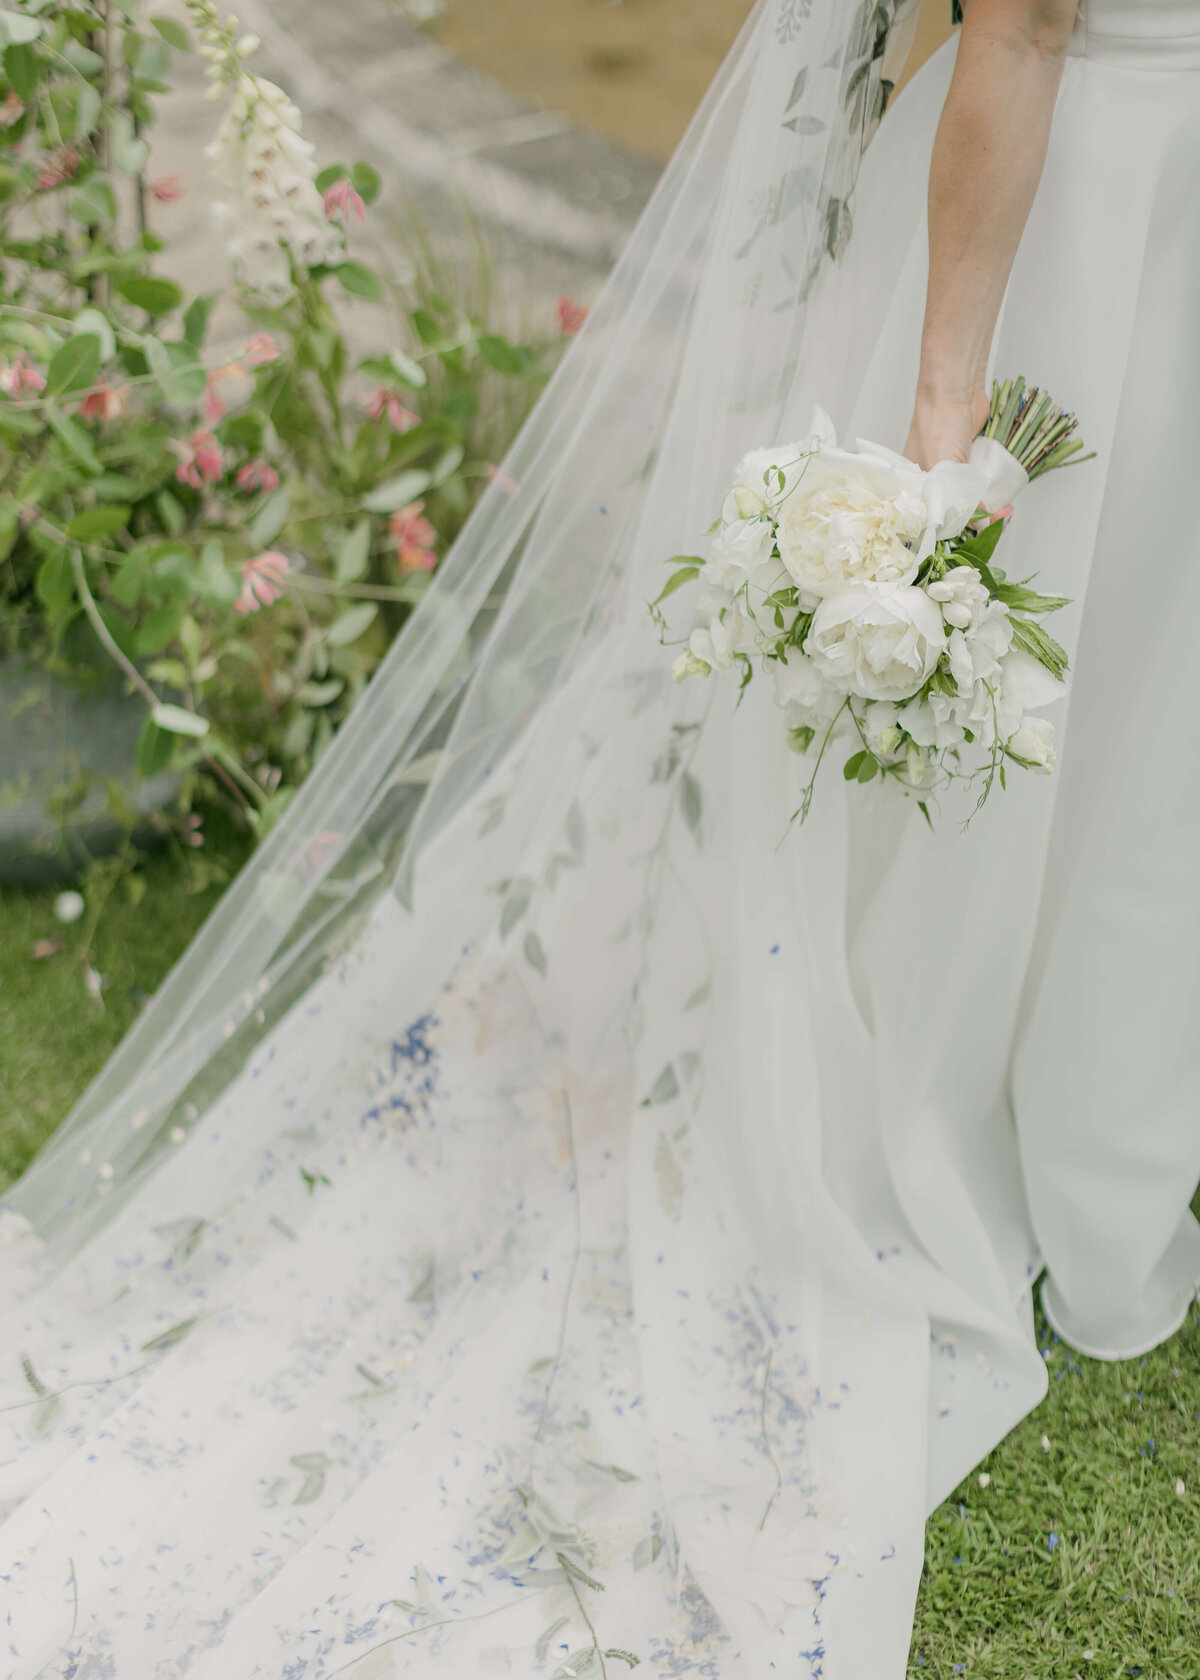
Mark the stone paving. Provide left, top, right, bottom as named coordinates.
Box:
left=149, top=0, right=660, bottom=348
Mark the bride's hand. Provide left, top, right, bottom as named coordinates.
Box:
left=904, top=387, right=990, bottom=470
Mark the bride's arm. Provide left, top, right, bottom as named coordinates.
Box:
left=904, top=0, right=1079, bottom=468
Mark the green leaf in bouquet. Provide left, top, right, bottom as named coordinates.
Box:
left=843, top=750, right=867, bottom=782
left=389, top=348, right=428, bottom=389
left=66, top=504, right=130, bottom=541
left=71, top=306, right=116, bottom=363
left=335, top=520, right=372, bottom=583
left=150, top=702, right=209, bottom=739
left=953, top=516, right=1005, bottom=568
left=856, top=754, right=878, bottom=784
left=1010, top=618, right=1069, bottom=683
left=325, top=602, right=378, bottom=647
left=46, top=331, right=101, bottom=397
left=314, top=164, right=348, bottom=193
left=994, top=580, right=1071, bottom=616
left=68, top=176, right=117, bottom=226
left=362, top=469, right=431, bottom=513
left=144, top=338, right=205, bottom=405
left=136, top=714, right=174, bottom=778
left=3, top=40, right=37, bottom=98
left=150, top=14, right=191, bottom=49
left=650, top=565, right=700, bottom=608
left=116, top=274, right=183, bottom=315
left=334, top=260, right=384, bottom=302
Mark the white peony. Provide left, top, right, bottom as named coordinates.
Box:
left=775, top=446, right=990, bottom=600
left=1007, top=715, right=1056, bottom=772
left=807, top=585, right=947, bottom=703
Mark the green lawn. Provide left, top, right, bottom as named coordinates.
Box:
left=1, top=859, right=1197, bottom=1675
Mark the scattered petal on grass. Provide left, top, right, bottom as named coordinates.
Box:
left=1041, top=1434, right=1051, bottom=1452
left=1047, top=1532, right=1059, bottom=1552
left=31, top=938, right=63, bottom=959
left=169, top=1128, right=186, bottom=1143
left=1176, top=1478, right=1186, bottom=1497
left=84, top=964, right=105, bottom=1011
left=53, top=891, right=85, bottom=924
left=1083, top=1653, right=1094, bottom=1662
left=978, top=1472, right=990, bottom=1488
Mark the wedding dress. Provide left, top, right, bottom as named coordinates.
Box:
left=2, top=1, right=1199, bottom=1675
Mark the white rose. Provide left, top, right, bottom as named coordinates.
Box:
left=1007, top=715, right=1056, bottom=773
left=807, top=585, right=947, bottom=703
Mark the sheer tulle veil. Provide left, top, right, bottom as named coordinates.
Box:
left=2, top=3, right=947, bottom=1673
left=4, top=0, right=924, bottom=1256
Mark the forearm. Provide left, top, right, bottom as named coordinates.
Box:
left=916, top=0, right=1076, bottom=405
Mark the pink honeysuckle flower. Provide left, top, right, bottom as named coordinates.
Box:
left=322, top=178, right=366, bottom=224
left=0, top=354, right=46, bottom=398
left=389, top=500, right=438, bottom=575
left=35, top=147, right=79, bottom=190
left=202, top=373, right=229, bottom=424
left=234, top=550, right=290, bottom=614
left=203, top=361, right=249, bottom=425
left=557, top=295, right=588, bottom=337
left=0, top=91, right=25, bottom=128
left=236, top=459, right=281, bottom=494
left=243, top=333, right=281, bottom=367
left=79, top=382, right=129, bottom=421
left=367, top=388, right=419, bottom=433
left=174, top=427, right=224, bottom=489
left=149, top=172, right=186, bottom=203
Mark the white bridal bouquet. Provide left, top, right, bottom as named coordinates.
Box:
left=653, top=378, right=1093, bottom=826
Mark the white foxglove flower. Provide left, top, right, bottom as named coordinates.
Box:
left=209, top=73, right=343, bottom=302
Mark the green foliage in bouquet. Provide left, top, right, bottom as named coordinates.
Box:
left=0, top=0, right=558, bottom=892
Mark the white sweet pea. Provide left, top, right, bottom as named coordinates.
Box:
left=898, top=694, right=967, bottom=752
left=710, top=517, right=778, bottom=575
left=689, top=602, right=756, bottom=672
left=995, top=646, right=1066, bottom=739
left=807, top=585, right=947, bottom=703
left=671, top=650, right=711, bottom=682
left=1007, top=715, right=1056, bottom=772
left=772, top=645, right=844, bottom=728
left=862, top=701, right=906, bottom=761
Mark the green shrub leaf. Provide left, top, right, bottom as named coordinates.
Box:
left=46, top=333, right=101, bottom=397
left=66, top=504, right=131, bottom=541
